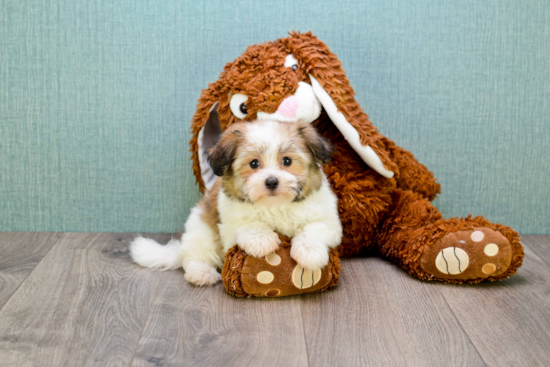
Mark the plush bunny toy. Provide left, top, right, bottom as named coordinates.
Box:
left=189, top=32, right=523, bottom=297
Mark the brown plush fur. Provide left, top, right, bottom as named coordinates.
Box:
left=191, top=32, right=523, bottom=284
left=222, top=235, right=341, bottom=297
left=376, top=189, right=523, bottom=283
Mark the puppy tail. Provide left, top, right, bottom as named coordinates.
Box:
left=129, top=236, right=183, bottom=270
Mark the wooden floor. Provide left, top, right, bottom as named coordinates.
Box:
left=0, top=233, right=549, bottom=367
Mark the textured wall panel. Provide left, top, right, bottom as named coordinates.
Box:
left=1, top=0, right=548, bottom=233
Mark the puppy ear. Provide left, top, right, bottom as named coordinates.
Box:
left=299, top=124, right=333, bottom=164
left=207, top=126, right=242, bottom=176
left=282, top=32, right=397, bottom=178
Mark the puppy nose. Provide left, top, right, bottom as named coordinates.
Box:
left=276, top=96, right=298, bottom=118
left=265, top=177, right=279, bottom=190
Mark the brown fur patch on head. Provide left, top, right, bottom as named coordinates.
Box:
left=297, top=123, right=333, bottom=164
left=289, top=123, right=333, bottom=201
left=207, top=125, right=243, bottom=177
left=209, top=122, right=251, bottom=202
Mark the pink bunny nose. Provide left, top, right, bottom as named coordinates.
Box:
left=277, top=96, right=299, bottom=118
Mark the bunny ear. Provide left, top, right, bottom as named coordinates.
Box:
left=283, top=32, right=398, bottom=177
left=197, top=102, right=222, bottom=190
left=309, top=75, right=394, bottom=178
left=190, top=84, right=224, bottom=193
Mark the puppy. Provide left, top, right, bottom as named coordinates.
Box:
left=130, top=120, right=342, bottom=286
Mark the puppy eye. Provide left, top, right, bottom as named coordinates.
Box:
left=282, top=157, right=292, bottom=166
left=292, top=65, right=297, bottom=72
left=229, top=94, right=248, bottom=119
left=250, top=159, right=260, bottom=169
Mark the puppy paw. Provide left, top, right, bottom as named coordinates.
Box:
left=290, top=237, right=329, bottom=271
left=237, top=230, right=281, bottom=259
left=184, top=261, right=221, bottom=286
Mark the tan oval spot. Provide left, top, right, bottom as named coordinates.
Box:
left=435, top=247, right=469, bottom=275
left=471, top=230, right=485, bottom=242
left=482, top=263, right=497, bottom=274
left=266, top=289, right=280, bottom=297
left=292, top=265, right=322, bottom=289
left=265, top=253, right=281, bottom=266
left=484, top=243, right=499, bottom=256
left=257, top=271, right=274, bottom=284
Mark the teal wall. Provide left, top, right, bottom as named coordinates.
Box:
left=1, top=0, right=549, bottom=233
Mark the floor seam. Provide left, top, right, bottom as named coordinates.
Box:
left=436, top=286, right=489, bottom=367
left=128, top=271, right=164, bottom=367
left=0, top=232, right=65, bottom=315
left=522, top=240, right=550, bottom=269
left=300, top=298, right=312, bottom=367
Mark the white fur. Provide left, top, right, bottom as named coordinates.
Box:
left=179, top=206, right=224, bottom=270
left=218, top=176, right=342, bottom=270
left=184, top=261, right=222, bottom=286
left=244, top=168, right=298, bottom=206
left=235, top=222, right=282, bottom=258
left=129, top=237, right=182, bottom=270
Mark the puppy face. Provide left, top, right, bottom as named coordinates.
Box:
left=208, top=120, right=332, bottom=206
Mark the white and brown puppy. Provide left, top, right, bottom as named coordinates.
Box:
left=130, top=120, right=342, bottom=286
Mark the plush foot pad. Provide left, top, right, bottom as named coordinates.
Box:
left=420, top=227, right=513, bottom=281
left=222, top=236, right=340, bottom=298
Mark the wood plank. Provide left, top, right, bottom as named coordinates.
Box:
left=300, top=257, right=485, bottom=367
left=0, top=232, right=63, bottom=309
left=1, top=233, right=548, bottom=366
left=0, top=232, right=170, bottom=367
left=521, top=235, right=550, bottom=268
left=436, top=243, right=550, bottom=366
left=131, top=269, right=309, bottom=367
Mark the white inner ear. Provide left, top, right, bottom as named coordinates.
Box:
left=309, top=75, right=394, bottom=179
left=197, top=102, right=222, bottom=190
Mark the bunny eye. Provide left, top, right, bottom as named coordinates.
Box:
left=229, top=94, right=249, bottom=119
left=285, top=54, right=299, bottom=72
